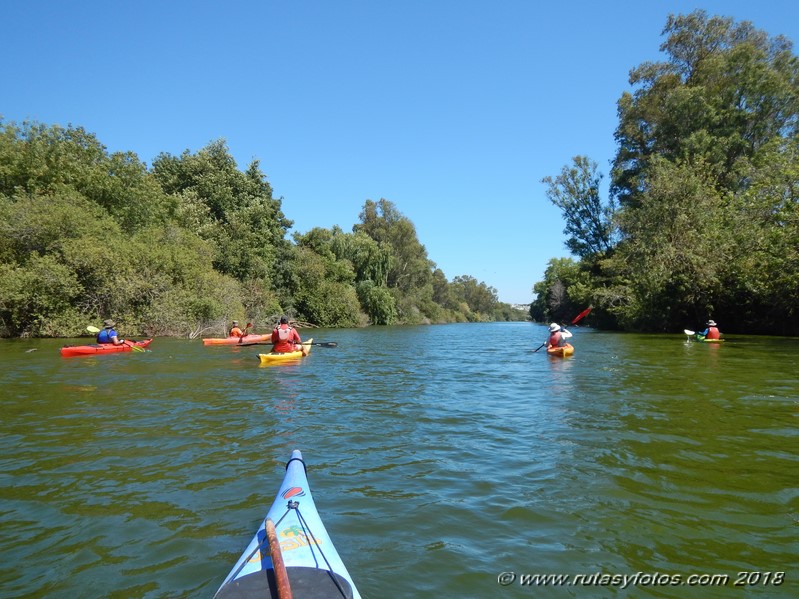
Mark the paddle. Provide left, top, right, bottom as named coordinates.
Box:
left=86, top=325, right=144, bottom=352
left=239, top=340, right=338, bottom=348
left=571, top=306, right=592, bottom=325
left=236, top=322, right=253, bottom=343
left=265, top=518, right=292, bottom=599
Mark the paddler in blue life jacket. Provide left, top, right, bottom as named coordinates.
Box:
left=96, top=319, right=124, bottom=345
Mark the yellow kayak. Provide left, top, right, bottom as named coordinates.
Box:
left=258, top=339, right=313, bottom=364
left=547, top=342, right=574, bottom=357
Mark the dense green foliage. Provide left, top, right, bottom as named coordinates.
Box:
left=533, top=11, right=799, bottom=335
left=0, top=121, right=527, bottom=337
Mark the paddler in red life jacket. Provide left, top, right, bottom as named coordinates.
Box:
left=700, top=319, right=721, bottom=340
left=546, top=322, right=571, bottom=350
left=271, top=316, right=305, bottom=354
left=96, top=319, right=124, bottom=345
left=229, top=321, right=244, bottom=337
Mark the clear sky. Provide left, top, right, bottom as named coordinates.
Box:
left=3, top=1, right=799, bottom=304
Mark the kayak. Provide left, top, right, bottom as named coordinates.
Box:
left=547, top=343, right=574, bottom=357
left=203, top=334, right=272, bottom=346
left=60, top=339, right=153, bottom=357
left=213, top=449, right=361, bottom=599
left=696, top=335, right=724, bottom=343
left=258, top=339, right=312, bottom=364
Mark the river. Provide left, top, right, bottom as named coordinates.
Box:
left=1, top=322, right=797, bottom=598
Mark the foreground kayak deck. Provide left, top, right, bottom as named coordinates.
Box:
left=203, top=334, right=272, bottom=346
left=60, top=339, right=153, bottom=357
left=547, top=343, right=574, bottom=357
left=214, top=449, right=361, bottom=598
left=258, top=339, right=313, bottom=364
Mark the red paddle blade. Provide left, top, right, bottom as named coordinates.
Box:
left=571, top=307, right=592, bottom=325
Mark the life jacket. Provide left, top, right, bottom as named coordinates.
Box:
left=705, top=326, right=720, bottom=340
left=97, top=329, right=116, bottom=344
left=548, top=331, right=563, bottom=347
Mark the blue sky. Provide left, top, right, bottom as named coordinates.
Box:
left=4, top=1, right=799, bottom=304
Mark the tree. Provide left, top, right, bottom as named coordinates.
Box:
left=354, top=199, right=433, bottom=292
left=450, top=275, right=500, bottom=318
left=542, top=156, right=617, bottom=258
left=151, top=141, right=292, bottom=281
left=602, top=158, right=732, bottom=330
left=529, top=258, right=590, bottom=324
left=612, top=10, right=799, bottom=206
left=0, top=120, right=174, bottom=231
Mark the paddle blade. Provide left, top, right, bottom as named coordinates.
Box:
left=684, top=329, right=695, bottom=336
left=571, top=306, right=592, bottom=325
left=86, top=325, right=101, bottom=334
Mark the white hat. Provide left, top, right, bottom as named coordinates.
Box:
left=549, top=323, right=560, bottom=332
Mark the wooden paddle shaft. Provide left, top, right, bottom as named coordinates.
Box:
left=266, top=518, right=293, bottom=599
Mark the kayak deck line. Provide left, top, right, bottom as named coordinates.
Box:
left=214, top=449, right=361, bottom=599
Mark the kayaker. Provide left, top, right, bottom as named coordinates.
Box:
left=546, top=322, right=571, bottom=350
left=271, top=316, right=305, bottom=354
left=96, top=320, right=124, bottom=345
left=699, top=319, right=721, bottom=340
left=229, top=321, right=244, bottom=337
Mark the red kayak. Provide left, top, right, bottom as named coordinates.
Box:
left=202, top=334, right=271, bottom=346
left=60, top=339, right=153, bottom=357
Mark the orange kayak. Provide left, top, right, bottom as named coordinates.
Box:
left=547, top=343, right=574, bottom=357
left=202, top=334, right=272, bottom=346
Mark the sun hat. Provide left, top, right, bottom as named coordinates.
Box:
left=232, top=320, right=239, bottom=325
left=103, top=319, right=115, bottom=328
left=706, top=320, right=716, bottom=326
left=549, top=323, right=560, bottom=332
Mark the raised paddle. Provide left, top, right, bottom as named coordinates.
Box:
left=571, top=306, right=592, bottom=325
left=236, top=322, right=254, bottom=343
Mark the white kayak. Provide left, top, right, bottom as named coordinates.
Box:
left=214, top=449, right=361, bottom=598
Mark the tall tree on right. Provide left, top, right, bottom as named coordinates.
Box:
left=603, top=10, right=799, bottom=333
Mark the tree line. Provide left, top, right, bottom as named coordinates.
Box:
left=0, top=124, right=527, bottom=337
left=532, top=11, right=799, bottom=336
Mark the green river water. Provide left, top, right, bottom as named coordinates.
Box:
left=1, top=322, right=797, bottom=598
